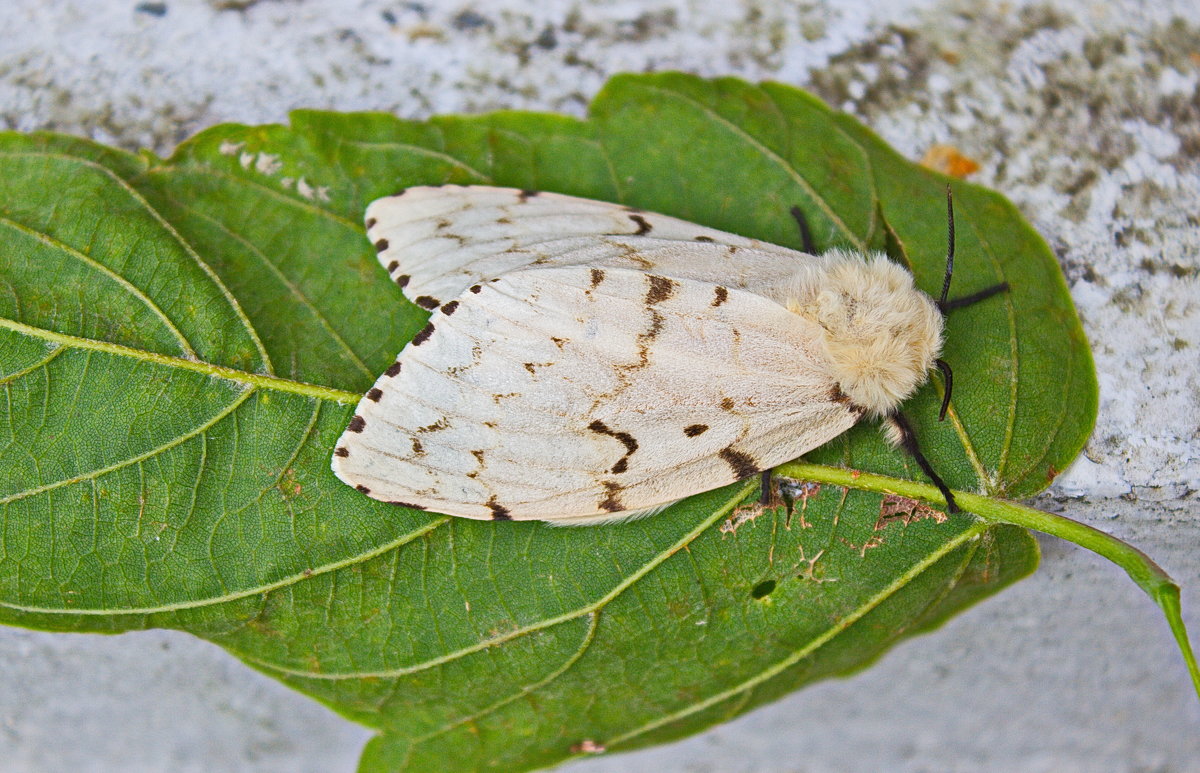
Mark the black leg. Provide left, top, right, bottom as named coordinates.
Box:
left=789, top=206, right=816, bottom=255
left=885, top=412, right=959, bottom=513
left=759, top=469, right=773, bottom=506
left=938, top=282, right=1010, bottom=313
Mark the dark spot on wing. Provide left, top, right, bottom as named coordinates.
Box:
left=487, top=496, right=514, bottom=520
left=590, top=268, right=605, bottom=289
left=418, top=417, right=449, bottom=433
left=334, top=446, right=350, bottom=457
left=712, top=286, right=728, bottom=307
left=684, top=424, right=709, bottom=437
left=396, top=274, right=411, bottom=288
left=469, top=284, right=482, bottom=293
left=411, top=323, right=436, bottom=346
left=388, top=501, right=426, bottom=510
left=347, top=415, right=366, bottom=432
left=588, top=419, right=638, bottom=474
left=365, top=217, right=377, bottom=229
left=719, top=447, right=760, bottom=480
left=385, top=361, right=402, bottom=377
left=435, top=218, right=452, bottom=230
left=726, top=245, right=739, bottom=256
left=829, top=384, right=851, bottom=404
left=386, top=260, right=399, bottom=272
left=551, top=336, right=567, bottom=349
left=472, top=449, right=486, bottom=465
left=374, top=239, right=389, bottom=252
left=355, top=484, right=371, bottom=494
left=414, top=295, right=440, bottom=310
left=598, top=481, right=624, bottom=512
left=720, top=397, right=736, bottom=411
left=441, top=300, right=459, bottom=315
left=496, top=216, right=512, bottom=225
left=518, top=189, right=538, bottom=202
left=629, top=213, right=652, bottom=235
left=366, top=387, right=383, bottom=402
left=645, top=275, right=676, bottom=305
left=411, top=438, right=424, bottom=455
left=694, top=235, right=715, bottom=243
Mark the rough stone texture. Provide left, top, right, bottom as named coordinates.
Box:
left=1, top=0, right=1197, bottom=771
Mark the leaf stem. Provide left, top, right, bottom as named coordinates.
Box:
left=0, top=316, right=362, bottom=404
left=775, top=461, right=1200, bottom=701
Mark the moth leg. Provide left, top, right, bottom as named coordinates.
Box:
left=788, top=206, right=816, bottom=254
left=882, top=412, right=960, bottom=513
left=938, top=282, right=1009, bottom=312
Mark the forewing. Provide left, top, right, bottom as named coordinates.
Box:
left=332, top=266, right=863, bottom=521
left=366, top=185, right=811, bottom=308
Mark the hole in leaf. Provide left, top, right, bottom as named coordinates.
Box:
left=750, top=579, right=776, bottom=599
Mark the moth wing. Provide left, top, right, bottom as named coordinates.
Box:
left=332, top=265, right=863, bottom=522
left=366, top=185, right=811, bottom=308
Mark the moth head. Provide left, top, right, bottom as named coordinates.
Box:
left=784, top=250, right=944, bottom=417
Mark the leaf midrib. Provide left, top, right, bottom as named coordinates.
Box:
left=0, top=316, right=360, bottom=404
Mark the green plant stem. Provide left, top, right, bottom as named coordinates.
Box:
left=776, top=460, right=1200, bottom=701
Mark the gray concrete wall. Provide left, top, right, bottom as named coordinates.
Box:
left=1, top=1, right=1197, bottom=771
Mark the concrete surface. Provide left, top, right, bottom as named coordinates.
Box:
left=1, top=0, right=1197, bottom=771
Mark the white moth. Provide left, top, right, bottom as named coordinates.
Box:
left=332, top=185, right=953, bottom=524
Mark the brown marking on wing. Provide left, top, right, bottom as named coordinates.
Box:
left=347, top=415, right=366, bottom=432
left=712, top=286, right=729, bottom=307
left=366, top=388, right=383, bottom=402
left=487, top=495, right=514, bottom=520
left=588, top=419, right=639, bottom=475
left=684, top=424, right=709, bottom=437
left=417, top=417, right=449, bottom=433
left=410, top=323, right=436, bottom=346
left=414, top=296, right=440, bottom=310
left=645, top=275, right=676, bottom=305
left=629, top=213, right=652, bottom=235
left=719, top=447, right=760, bottom=480
left=598, top=481, right=624, bottom=512
left=384, top=361, right=402, bottom=377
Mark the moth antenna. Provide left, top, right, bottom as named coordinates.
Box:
left=938, top=185, right=955, bottom=307
left=789, top=205, right=816, bottom=255
left=935, top=358, right=953, bottom=421
left=883, top=412, right=960, bottom=513
left=939, top=282, right=1009, bottom=312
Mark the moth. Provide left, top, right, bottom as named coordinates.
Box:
left=332, top=185, right=1003, bottom=524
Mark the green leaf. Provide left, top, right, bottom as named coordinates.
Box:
left=4, top=72, right=1187, bottom=773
